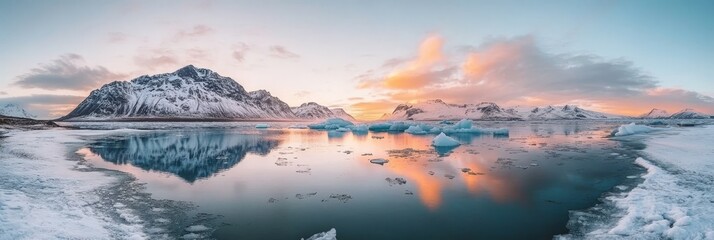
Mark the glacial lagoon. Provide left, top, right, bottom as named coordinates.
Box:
left=69, top=121, right=644, bottom=239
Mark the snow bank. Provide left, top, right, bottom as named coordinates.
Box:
left=562, top=125, right=714, bottom=239
left=610, top=122, right=656, bottom=136
left=0, top=130, right=155, bottom=239
left=404, top=125, right=427, bottom=135
left=431, top=133, right=461, bottom=147
left=308, top=118, right=354, bottom=130
left=301, top=228, right=337, bottom=240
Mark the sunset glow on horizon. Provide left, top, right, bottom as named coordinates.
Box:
left=1, top=0, right=712, bottom=120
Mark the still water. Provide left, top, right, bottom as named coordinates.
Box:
left=77, top=121, right=643, bottom=239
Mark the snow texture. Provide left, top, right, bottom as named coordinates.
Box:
left=301, top=228, right=337, bottom=240
left=0, top=129, right=163, bottom=239
left=561, top=125, right=714, bottom=239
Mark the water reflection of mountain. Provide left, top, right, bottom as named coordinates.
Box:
left=88, top=131, right=281, bottom=182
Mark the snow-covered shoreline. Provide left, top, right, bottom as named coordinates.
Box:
left=0, top=129, right=195, bottom=239
left=561, top=125, right=714, bottom=239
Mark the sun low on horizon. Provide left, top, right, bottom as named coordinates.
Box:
left=0, top=1, right=712, bottom=121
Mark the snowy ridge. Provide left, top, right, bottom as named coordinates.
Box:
left=639, top=108, right=711, bottom=119
left=62, top=65, right=297, bottom=120
left=638, top=108, right=670, bottom=119
left=383, top=99, right=624, bottom=121
left=291, top=102, right=355, bottom=120
left=0, top=103, right=36, bottom=119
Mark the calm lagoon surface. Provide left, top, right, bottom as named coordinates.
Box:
left=70, top=121, right=644, bottom=240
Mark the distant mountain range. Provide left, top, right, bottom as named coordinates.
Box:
left=0, top=103, right=36, bottom=119
left=60, top=65, right=354, bottom=121
left=57, top=65, right=709, bottom=122
left=639, top=108, right=711, bottom=119
left=381, top=99, right=627, bottom=121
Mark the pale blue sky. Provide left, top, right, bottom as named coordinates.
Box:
left=0, top=0, right=712, bottom=118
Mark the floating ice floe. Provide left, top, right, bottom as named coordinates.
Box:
left=308, top=118, right=354, bottom=130
left=255, top=123, right=270, bottom=128
left=369, top=158, right=389, bottom=165
left=432, top=133, right=461, bottom=147
left=301, top=228, right=337, bottom=240
left=610, top=123, right=656, bottom=136
left=404, top=125, right=427, bottom=135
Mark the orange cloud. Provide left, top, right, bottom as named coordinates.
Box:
left=360, top=34, right=452, bottom=90
left=351, top=35, right=714, bottom=116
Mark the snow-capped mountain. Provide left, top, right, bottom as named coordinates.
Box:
left=383, top=99, right=624, bottom=121
left=638, top=108, right=671, bottom=119
left=0, top=103, right=36, bottom=119
left=669, top=108, right=710, bottom=119
left=330, top=108, right=356, bottom=121
left=61, top=65, right=297, bottom=120
left=291, top=102, right=356, bottom=120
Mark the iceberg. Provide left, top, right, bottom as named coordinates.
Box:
left=454, top=119, right=473, bottom=129
left=388, top=122, right=409, bottom=132
left=308, top=118, right=354, bottom=130
left=610, top=123, right=656, bottom=136
left=350, top=124, right=369, bottom=133
left=404, top=125, right=427, bottom=135
left=431, top=133, right=461, bottom=147
left=335, top=127, right=351, bottom=132
left=368, top=122, right=392, bottom=131
left=255, top=123, right=270, bottom=128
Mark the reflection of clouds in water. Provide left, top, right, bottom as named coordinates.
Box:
left=88, top=131, right=281, bottom=182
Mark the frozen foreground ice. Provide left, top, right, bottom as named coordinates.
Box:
left=0, top=129, right=192, bottom=239
left=301, top=228, right=337, bottom=240
left=561, top=125, right=714, bottom=239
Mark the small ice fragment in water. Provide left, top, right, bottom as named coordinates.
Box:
left=329, top=194, right=352, bottom=203
left=431, top=133, right=461, bottom=147
left=615, top=185, right=628, bottom=191
left=301, top=228, right=337, bottom=240
left=385, top=177, right=407, bottom=186
left=255, top=123, right=270, bottom=128
left=530, top=163, right=539, bottom=166
left=369, top=158, right=389, bottom=165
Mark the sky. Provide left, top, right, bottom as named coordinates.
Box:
left=0, top=0, right=712, bottom=120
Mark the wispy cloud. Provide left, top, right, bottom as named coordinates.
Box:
left=232, top=42, right=250, bottom=62
left=133, top=48, right=179, bottom=70
left=355, top=35, right=714, bottom=115
left=269, top=45, right=300, bottom=59
left=14, top=54, right=126, bottom=91
left=175, top=24, right=214, bottom=39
